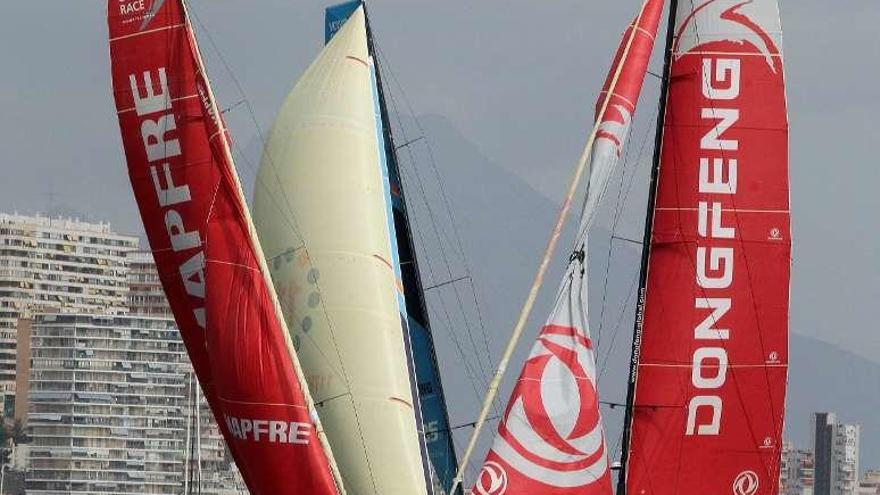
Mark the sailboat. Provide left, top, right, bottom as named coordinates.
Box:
left=459, top=0, right=791, bottom=494
left=109, top=1, right=456, bottom=495
left=252, top=2, right=458, bottom=495
left=107, top=0, right=789, bottom=494
left=108, top=2, right=345, bottom=494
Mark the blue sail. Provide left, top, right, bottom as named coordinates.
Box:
left=325, top=3, right=460, bottom=493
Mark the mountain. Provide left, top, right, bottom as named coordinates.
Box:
left=398, top=114, right=880, bottom=474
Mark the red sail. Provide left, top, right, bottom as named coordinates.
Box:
left=468, top=2, right=664, bottom=494
left=626, top=1, right=789, bottom=494
left=108, top=2, right=341, bottom=494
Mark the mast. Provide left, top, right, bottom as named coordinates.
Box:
left=615, top=1, right=678, bottom=493
left=362, top=3, right=461, bottom=493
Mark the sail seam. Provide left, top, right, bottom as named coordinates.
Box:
left=674, top=51, right=783, bottom=57
left=109, top=23, right=184, bottom=42
left=116, top=94, right=199, bottom=115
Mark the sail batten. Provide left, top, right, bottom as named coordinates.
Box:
left=624, top=1, right=790, bottom=493
left=108, top=2, right=344, bottom=494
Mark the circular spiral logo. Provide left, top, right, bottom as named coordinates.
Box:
left=474, top=462, right=507, bottom=495
left=733, top=471, right=759, bottom=495
left=493, top=324, right=609, bottom=489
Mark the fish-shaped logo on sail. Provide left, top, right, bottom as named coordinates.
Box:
left=139, top=0, right=167, bottom=31
left=674, top=0, right=781, bottom=72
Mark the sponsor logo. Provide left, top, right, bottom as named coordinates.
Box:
left=489, top=324, right=609, bottom=489
left=733, top=471, right=760, bottom=495
left=139, top=0, right=166, bottom=31
left=128, top=68, right=207, bottom=330
left=675, top=0, right=781, bottom=72
left=117, top=0, right=166, bottom=31
left=686, top=55, right=743, bottom=437
left=474, top=462, right=508, bottom=495
left=224, top=414, right=312, bottom=445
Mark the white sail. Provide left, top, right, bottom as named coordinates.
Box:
left=253, top=7, right=427, bottom=495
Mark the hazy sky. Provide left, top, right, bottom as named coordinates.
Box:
left=1, top=0, right=877, bottom=365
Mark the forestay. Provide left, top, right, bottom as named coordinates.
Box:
left=108, top=2, right=343, bottom=494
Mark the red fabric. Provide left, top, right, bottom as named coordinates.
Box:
left=109, top=2, right=339, bottom=494
left=626, top=2, right=790, bottom=494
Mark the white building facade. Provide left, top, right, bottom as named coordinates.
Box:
left=0, top=213, right=137, bottom=413
left=26, top=314, right=188, bottom=494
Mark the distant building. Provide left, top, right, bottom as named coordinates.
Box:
left=4, top=213, right=249, bottom=494
left=0, top=213, right=137, bottom=414
left=25, top=313, right=248, bottom=495
left=859, top=471, right=880, bottom=495
left=126, top=251, right=172, bottom=318
left=26, top=314, right=188, bottom=494
left=781, top=441, right=816, bottom=495
left=814, top=412, right=861, bottom=495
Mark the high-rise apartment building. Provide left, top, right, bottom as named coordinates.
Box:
left=814, top=412, right=861, bottom=495
left=0, top=213, right=138, bottom=412
left=9, top=213, right=247, bottom=494
left=25, top=313, right=248, bottom=495
left=126, top=251, right=172, bottom=319
left=26, top=313, right=188, bottom=494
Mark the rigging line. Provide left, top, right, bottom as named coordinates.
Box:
left=424, top=275, right=471, bottom=292
left=380, top=83, right=494, bottom=389
left=398, top=163, right=490, bottom=403
left=186, top=7, right=375, bottom=489
left=378, top=57, right=496, bottom=396
left=396, top=135, right=426, bottom=150
left=594, top=104, right=658, bottom=351
left=450, top=1, right=656, bottom=490
left=375, top=45, right=496, bottom=379
left=382, top=89, right=501, bottom=422
left=597, top=268, right=641, bottom=385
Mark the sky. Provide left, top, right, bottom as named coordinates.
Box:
left=0, top=0, right=878, bottom=471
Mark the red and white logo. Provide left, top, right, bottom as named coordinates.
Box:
left=474, top=462, right=508, bottom=495
left=139, top=0, right=167, bottom=31
left=596, top=105, right=633, bottom=158
left=489, top=323, right=609, bottom=490
left=733, top=471, right=760, bottom=495
left=675, top=0, right=781, bottom=72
